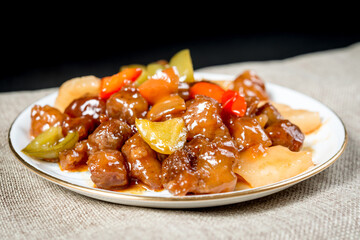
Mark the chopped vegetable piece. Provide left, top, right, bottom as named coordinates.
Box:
left=221, top=90, right=238, bottom=112
left=169, top=49, right=194, bottom=83
left=138, top=67, right=179, bottom=105
left=23, top=126, right=63, bottom=152
left=189, top=82, right=225, bottom=103
left=146, top=62, right=165, bottom=76
left=271, top=102, right=321, bottom=134
left=234, top=145, right=313, bottom=188
left=231, top=97, right=247, bottom=117
left=134, top=71, right=148, bottom=87
left=99, top=68, right=142, bottom=99
left=120, top=64, right=145, bottom=71
left=146, top=95, right=186, bottom=121
left=120, top=64, right=148, bottom=87
left=22, top=130, right=79, bottom=159
left=135, top=118, right=187, bottom=154
left=155, top=60, right=169, bottom=67
left=221, top=90, right=247, bottom=117
left=54, top=75, right=101, bottom=112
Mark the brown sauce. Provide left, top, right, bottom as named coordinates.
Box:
left=115, top=181, right=148, bottom=194
left=58, top=162, right=89, bottom=172
left=93, top=180, right=162, bottom=195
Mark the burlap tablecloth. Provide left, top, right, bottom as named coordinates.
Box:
left=1, top=43, right=359, bottom=240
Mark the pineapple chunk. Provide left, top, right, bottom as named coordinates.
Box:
left=272, top=102, right=321, bottom=134
left=234, top=145, right=314, bottom=188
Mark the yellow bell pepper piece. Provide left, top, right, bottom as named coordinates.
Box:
left=135, top=118, right=187, bottom=154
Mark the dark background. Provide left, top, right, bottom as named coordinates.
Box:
left=2, top=8, right=359, bottom=92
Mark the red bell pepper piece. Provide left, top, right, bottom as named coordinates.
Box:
left=189, top=82, right=225, bottom=103
left=221, top=90, right=247, bottom=117
left=231, top=94, right=247, bottom=117
left=221, top=89, right=237, bottom=112
left=99, top=68, right=142, bottom=99
left=189, top=83, right=247, bottom=117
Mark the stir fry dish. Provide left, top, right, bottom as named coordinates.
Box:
left=22, top=49, right=321, bottom=196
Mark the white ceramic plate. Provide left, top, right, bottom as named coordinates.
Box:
left=8, top=72, right=347, bottom=209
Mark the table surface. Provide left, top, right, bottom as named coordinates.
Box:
left=1, top=41, right=359, bottom=239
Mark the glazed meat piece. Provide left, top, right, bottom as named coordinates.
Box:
left=183, top=136, right=209, bottom=163
left=106, top=84, right=148, bottom=125
left=163, top=136, right=238, bottom=195
left=244, top=96, right=260, bottom=117
left=233, top=70, right=269, bottom=101
left=88, top=119, right=132, bottom=152
left=64, top=96, right=106, bottom=123
left=265, top=119, right=304, bottom=152
left=194, top=137, right=238, bottom=194
left=162, top=149, right=198, bottom=196
left=30, top=105, right=65, bottom=138
left=226, top=116, right=272, bottom=152
left=121, top=133, right=162, bottom=190
left=256, top=102, right=283, bottom=127
left=59, top=140, right=89, bottom=170
left=87, top=149, right=129, bottom=190
left=182, top=95, right=231, bottom=141
left=254, top=114, right=269, bottom=129
left=62, top=115, right=97, bottom=140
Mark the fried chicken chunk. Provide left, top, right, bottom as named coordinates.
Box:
left=182, top=95, right=230, bottom=141
left=162, top=136, right=238, bottom=195
left=121, top=133, right=162, bottom=190
left=106, top=84, right=148, bottom=125
left=87, top=149, right=129, bottom=190
left=30, top=105, right=64, bottom=137
left=87, top=119, right=132, bottom=152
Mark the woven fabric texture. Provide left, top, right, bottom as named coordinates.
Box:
left=1, top=43, right=359, bottom=240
